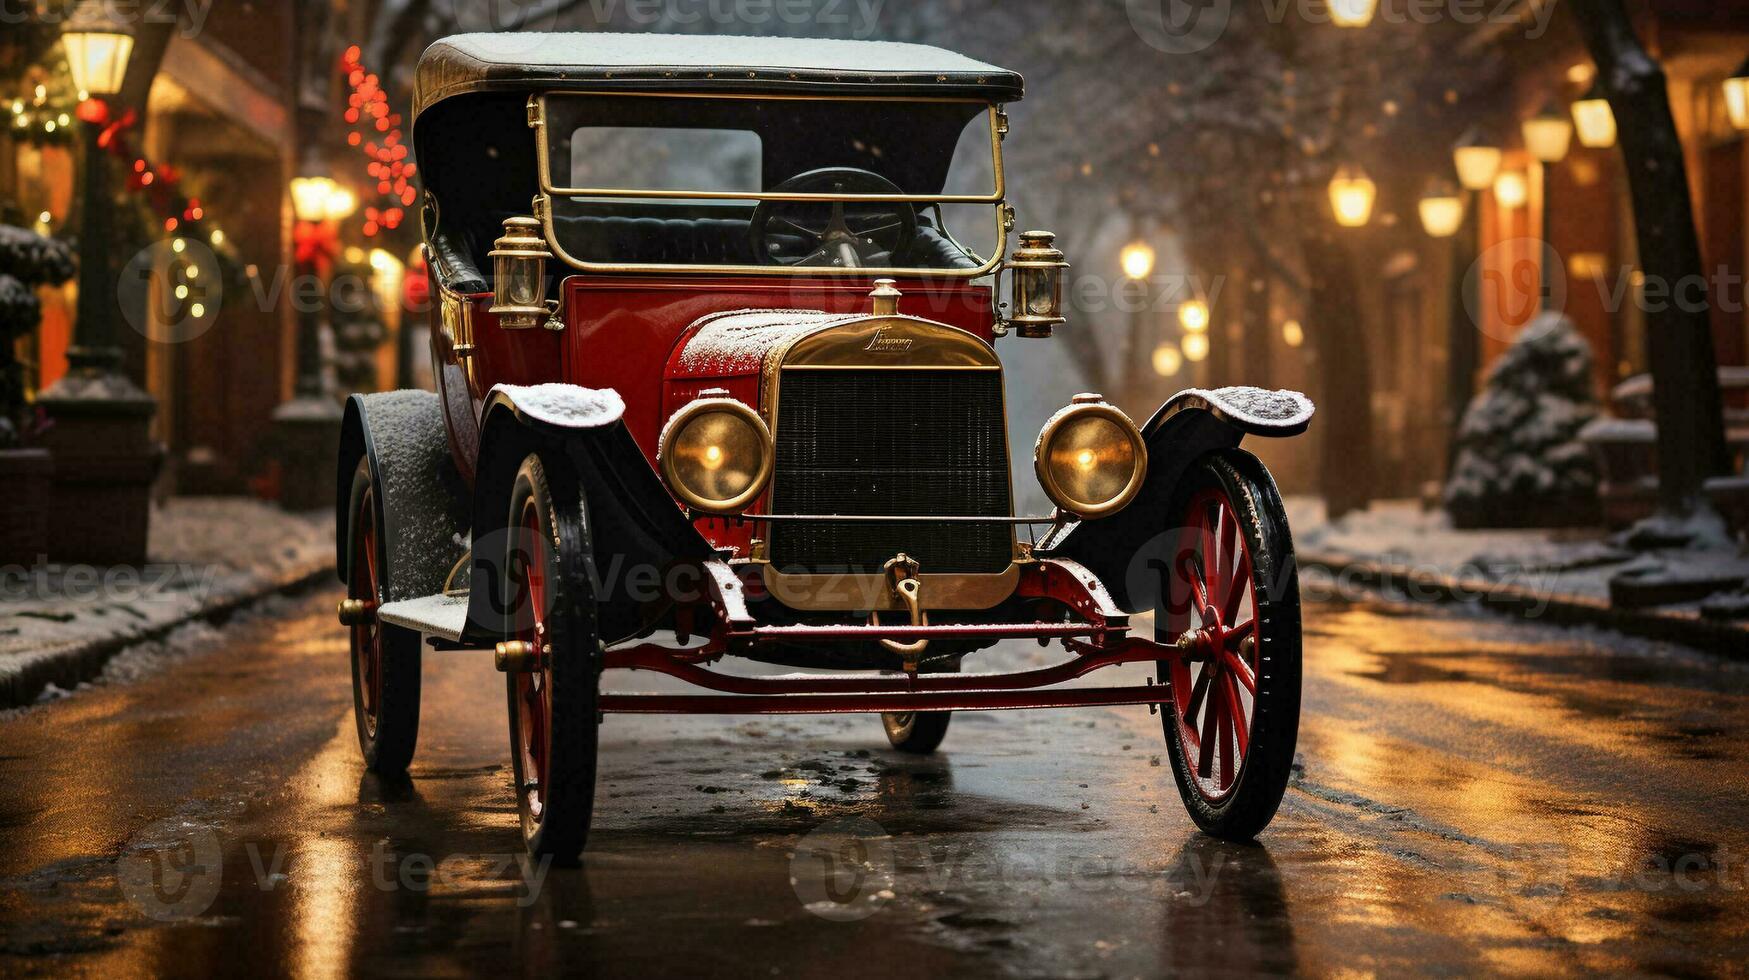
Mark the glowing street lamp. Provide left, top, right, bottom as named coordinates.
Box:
left=1522, top=101, right=1574, bottom=164
left=1329, top=0, right=1378, bottom=28
left=61, top=31, right=134, bottom=98
left=1281, top=319, right=1305, bottom=348
left=1328, top=164, right=1377, bottom=228
left=1725, top=56, right=1749, bottom=132
left=324, top=184, right=358, bottom=222
left=1418, top=179, right=1466, bottom=238
left=1493, top=171, right=1529, bottom=209
left=1570, top=84, right=1617, bottom=148
left=1181, top=332, right=1210, bottom=363
left=1452, top=128, right=1503, bottom=192
left=1178, top=297, right=1210, bottom=333
left=1120, top=241, right=1155, bottom=281
left=1151, top=343, right=1182, bottom=377
left=290, top=175, right=339, bottom=223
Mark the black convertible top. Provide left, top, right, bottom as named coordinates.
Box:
left=413, top=32, right=1025, bottom=117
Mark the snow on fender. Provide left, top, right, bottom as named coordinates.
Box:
left=491, top=383, right=626, bottom=430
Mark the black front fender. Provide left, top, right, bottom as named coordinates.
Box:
left=1040, top=386, right=1313, bottom=613
left=462, top=385, right=715, bottom=646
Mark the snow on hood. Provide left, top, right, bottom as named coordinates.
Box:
left=495, top=383, right=625, bottom=428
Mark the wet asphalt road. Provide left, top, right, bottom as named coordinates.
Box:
left=3, top=585, right=1749, bottom=978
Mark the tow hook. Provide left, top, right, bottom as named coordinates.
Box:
left=878, top=553, right=928, bottom=673
left=337, top=598, right=376, bottom=626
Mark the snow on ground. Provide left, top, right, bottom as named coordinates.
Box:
left=0, top=498, right=332, bottom=705
left=1288, top=497, right=1749, bottom=619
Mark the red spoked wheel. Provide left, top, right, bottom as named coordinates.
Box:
left=511, top=494, right=553, bottom=828
left=1160, top=453, right=1300, bottom=840
left=345, top=458, right=420, bottom=774
left=503, top=453, right=599, bottom=863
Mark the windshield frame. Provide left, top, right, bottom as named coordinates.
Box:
left=531, top=91, right=1008, bottom=278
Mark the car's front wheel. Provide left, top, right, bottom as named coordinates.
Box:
left=345, top=457, right=421, bottom=774
left=1158, top=452, right=1301, bottom=841
left=502, top=452, right=600, bottom=863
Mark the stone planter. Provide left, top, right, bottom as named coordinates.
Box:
left=0, top=447, right=52, bottom=565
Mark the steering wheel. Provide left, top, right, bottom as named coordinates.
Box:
left=749, top=168, right=917, bottom=268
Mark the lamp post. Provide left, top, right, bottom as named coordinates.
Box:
left=1327, top=165, right=1377, bottom=228
left=36, top=21, right=164, bottom=565
left=1445, top=129, right=1502, bottom=473
left=274, top=170, right=355, bottom=510
left=1118, top=239, right=1155, bottom=407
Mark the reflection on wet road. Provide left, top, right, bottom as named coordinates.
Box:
left=3, top=590, right=1749, bottom=976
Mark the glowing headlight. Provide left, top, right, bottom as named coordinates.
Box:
left=659, top=394, right=774, bottom=514
left=1035, top=394, right=1147, bottom=519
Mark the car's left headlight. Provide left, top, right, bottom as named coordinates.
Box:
left=659, top=392, right=774, bottom=514
left=1035, top=394, right=1147, bottom=519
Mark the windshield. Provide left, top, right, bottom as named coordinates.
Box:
left=539, top=93, right=1004, bottom=274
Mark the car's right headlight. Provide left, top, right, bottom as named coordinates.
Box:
left=1035, top=394, right=1147, bottom=519
left=659, top=392, right=774, bottom=514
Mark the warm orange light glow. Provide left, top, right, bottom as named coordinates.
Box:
left=1493, top=171, right=1529, bottom=209
left=1178, top=298, right=1210, bottom=333
left=1571, top=89, right=1617, bottom=148
left=1119, top=241, right=1155, bottom=281
left=1418, top=181, right=1465, bottom=238
left=1328, top=165, right=1377, bottom=227
left=1329, top=0, right=1378, bottom=28
left=1182, top=332, right=1209, bottom=362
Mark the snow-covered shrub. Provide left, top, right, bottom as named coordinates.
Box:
left=1444, top=312, right=1600, bottom=528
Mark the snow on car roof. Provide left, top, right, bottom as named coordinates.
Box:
left=414, top=32, right=1024, bottom=116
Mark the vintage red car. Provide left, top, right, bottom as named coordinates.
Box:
left=335, top=33, right=1315, bottom=861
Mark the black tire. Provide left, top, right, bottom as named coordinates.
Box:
left=346, top=457, right=422, bottom=774
left=503, top=452, right=600, bottom=863
left=1158, top=451, right=1301, bottom=841
left=881, top=660, right=956, bottom=753
left=882, top=710, right=952, bottom=753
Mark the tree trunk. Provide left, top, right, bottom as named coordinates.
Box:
left=1571, top=0, right=1731, bottom=515
left=1302, top=222, right=1374, bottom=521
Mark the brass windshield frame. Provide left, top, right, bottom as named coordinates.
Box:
left=531, top=90, right=1009, bottom=277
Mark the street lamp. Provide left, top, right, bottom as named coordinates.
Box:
left=1329, top=0, right=1378, bottom=28
left=38, top=18, right=164, bottom=566
left=1418, top=179, right=1466, bottom=238
left=1522, top=101, right=1574, bottom=164
left=1178, top=297, right=1210, bottom=333
left=1120, top=241, right=1155, bottom=281
left=1494, top=170, right=1529, bottom=209
left=1151, top=343, right=1182, bottom=377
left=1725, top=56, right=1749, bottom=132
left=1181, top=332, right=1210, bottom=363
left=1281, top=319, right=1305, bottom=348
left=1571, top=84, right=1617, bottom=148
left=1328, top=165, right=1377, bottom=228
left=1452, top=128, right=1503, bottom=192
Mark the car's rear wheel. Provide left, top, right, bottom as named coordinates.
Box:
left=346, top=457, right=421, bottom=774
left=1158, top=452, right=1301, bottom=841
left=503, top=453, right=600, bottom=863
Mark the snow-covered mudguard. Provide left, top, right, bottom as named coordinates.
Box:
left=1040, top=386, right=1314, bottom=613
left=336, top=390, right=471, bottom=601
left=462, top=384, right=715, bottom=646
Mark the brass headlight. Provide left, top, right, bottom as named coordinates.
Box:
left=659, top=393, right=774, bottom=514
left=1035, top=394, right=1147, bottom=519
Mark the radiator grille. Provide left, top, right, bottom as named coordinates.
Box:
left=769, top=368, right=1012, bottom=575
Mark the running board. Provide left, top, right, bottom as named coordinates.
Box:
left=376, top=593, right=469, bottom=641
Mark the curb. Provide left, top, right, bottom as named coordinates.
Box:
left=1299, top=549, right=1749, bottom=661
left=0, top=562, right=336, bottom=710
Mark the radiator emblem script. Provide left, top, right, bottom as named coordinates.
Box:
left=864, top=329, right=913, bottom=354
